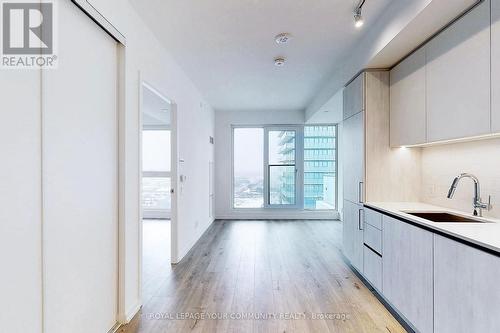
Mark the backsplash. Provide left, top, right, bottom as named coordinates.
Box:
left=421, top=137, right=500, bottom=219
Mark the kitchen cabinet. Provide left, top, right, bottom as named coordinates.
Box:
left=342, top=200, right=364, bottom=273
left=342, top=111, right=364, bottom=204
left=383, top=215, right=434, bottom=333
left=343, top=73, right=365, bottom=120
left=390, top=47, right=426, bottom=147
left=363, top=245, right=382, bottom=291
left=434, top=235, right=500, bottom=333
left=426, top=0, right=491, bottom=142
left=364, top=208, right=382, bottom=230
left=492, top=0, right=500, bottom=133
left=363, top=209, right=382, bottom=292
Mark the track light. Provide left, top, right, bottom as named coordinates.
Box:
left=354, top=0, right=365, bottom=28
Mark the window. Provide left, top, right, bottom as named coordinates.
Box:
left=232, top=125, right=337, bottom=211
left=142, top=130, right=171, bottom=217
left=266, top=128, right=299, bottom=207
left=233, top=128, right=264, bottom=208
left=303, top=125, right=336, bottom=210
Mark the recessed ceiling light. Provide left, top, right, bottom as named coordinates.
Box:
left=275, top=33, right=292, bottom=45
left=274, top=57, right=286, bottom=67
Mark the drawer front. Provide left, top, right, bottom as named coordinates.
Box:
left=363, top=245, right=382, bottom=291
left=364, top=222, right=382, bottom=255
left=364, top=208, right=382, bottom=230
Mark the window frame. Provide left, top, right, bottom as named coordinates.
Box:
left=231, top=124, right=337, bottom=211
left=142, top=126, right=172, bottom=218
left=263, top=126, right=304, bottom=209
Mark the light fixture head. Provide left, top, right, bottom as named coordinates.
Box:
left=354, top=10, right=364, bottom=28
left=274, top=57, right=286, bottom=67
left=354, top=0, right=366, bottom=28
left=275, top=33, right=293, bottom=45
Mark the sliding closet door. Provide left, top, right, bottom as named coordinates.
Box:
left=0, top=54, right=42, bottom=333
left=42, top=1, right=118, bottom=332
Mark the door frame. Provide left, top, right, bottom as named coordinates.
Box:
left=138, top=78, right=178, bottom=293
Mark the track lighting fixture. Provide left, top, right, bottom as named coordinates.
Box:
left=354, top=0, right=365, bottom=28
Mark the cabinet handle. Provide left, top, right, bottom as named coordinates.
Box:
left=358, top=182, right=364, bottom=203
left=358, top=209, right=364, bottom=230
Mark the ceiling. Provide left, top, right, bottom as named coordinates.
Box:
left=130, top=0, right=394, bottom=112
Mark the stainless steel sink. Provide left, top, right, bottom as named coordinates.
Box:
left=404, top=212, right=488, bottom=223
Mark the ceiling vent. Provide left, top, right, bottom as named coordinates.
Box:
left=275, top=33, right=292, bottom=44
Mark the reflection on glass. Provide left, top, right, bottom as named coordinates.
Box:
left=268, top=130, right=295, bottom=164
left=233, top=128, right=264, bottom=208
left=269, top=165, right=295, bottom=205
left=268, top=130, right=296, bottom=205
left=142, top=130, right=171, bottom=172
left=142, top=177, right=171, bottom=210
left=303, top=125, right=336, bottom=210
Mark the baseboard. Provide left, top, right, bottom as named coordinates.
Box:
left=108, top=322, right=122, bottom=333
left=173, top=217, right=215, bottom=263
left=215, top=213, right=339, bottom=220
left=117, top=302, right=142, bottom=325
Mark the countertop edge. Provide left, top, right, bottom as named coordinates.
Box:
left=364, top=203, right=500, bottom=257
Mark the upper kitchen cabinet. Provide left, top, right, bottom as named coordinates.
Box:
left=343, top=73, right=365, bottom=120
left=390, top=47, right=426, bottom=147
left=426, top=0, right=491, bottom=142
left=492, top=0, right=500, bottom=133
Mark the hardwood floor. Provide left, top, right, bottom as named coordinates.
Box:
left=119, top=220, right=406, bottom=333
left=142, top=219, right=171, bottom=304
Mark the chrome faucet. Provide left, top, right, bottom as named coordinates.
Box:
left=447, top=173, right=492, bottom=217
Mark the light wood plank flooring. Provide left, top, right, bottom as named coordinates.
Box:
left=120, top=220, right=406, bottom=333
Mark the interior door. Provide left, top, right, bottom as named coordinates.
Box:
left=264, top=127, right=303, bottom=208
left=42, top=1, right=118, bottom=332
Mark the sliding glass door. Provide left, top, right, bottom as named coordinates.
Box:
left=264, top=127, right=303, bottom=208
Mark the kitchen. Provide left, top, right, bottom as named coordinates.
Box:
left=342, top=0, right=500, bottom=331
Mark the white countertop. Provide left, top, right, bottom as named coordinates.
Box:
left=364, top=202, right=500, bottom=254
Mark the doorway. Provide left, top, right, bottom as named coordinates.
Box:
left=140, top=83, right=173, bottom=303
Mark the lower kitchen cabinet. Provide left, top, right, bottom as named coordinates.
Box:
left=383, top=215, right=434, bottom=333
left=434, top=235, right=500, bottom=333
left=342, top=199, right=364, bottom=273
left=363, top=245, right=382, bottom=291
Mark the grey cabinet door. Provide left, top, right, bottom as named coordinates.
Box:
left=426, top=0, right=491, bottom=142
left=390, top=47, right=426, bottom=147
left=342, top=112, right=364, bottom=204
left=343, top=73, right=365, bottom=120
left=342, top=200, right=354, bottom=262
left=492, top=0, right=500, bottom=133
left=383, top=216, right=433, bottom=333
left=342, top=200, right=364, bottom=273
left=434, top=235, right=500, bottom=333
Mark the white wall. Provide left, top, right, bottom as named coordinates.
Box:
left=95, top=2, right=216, bottom=321
left=421, top=138, right=500, bottom=219
left=214, top=109, right=339, bottom=220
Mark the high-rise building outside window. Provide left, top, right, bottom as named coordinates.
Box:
left=303, top=125, right=336, bottom=209
left=232, top=125, right=336, bottom=211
